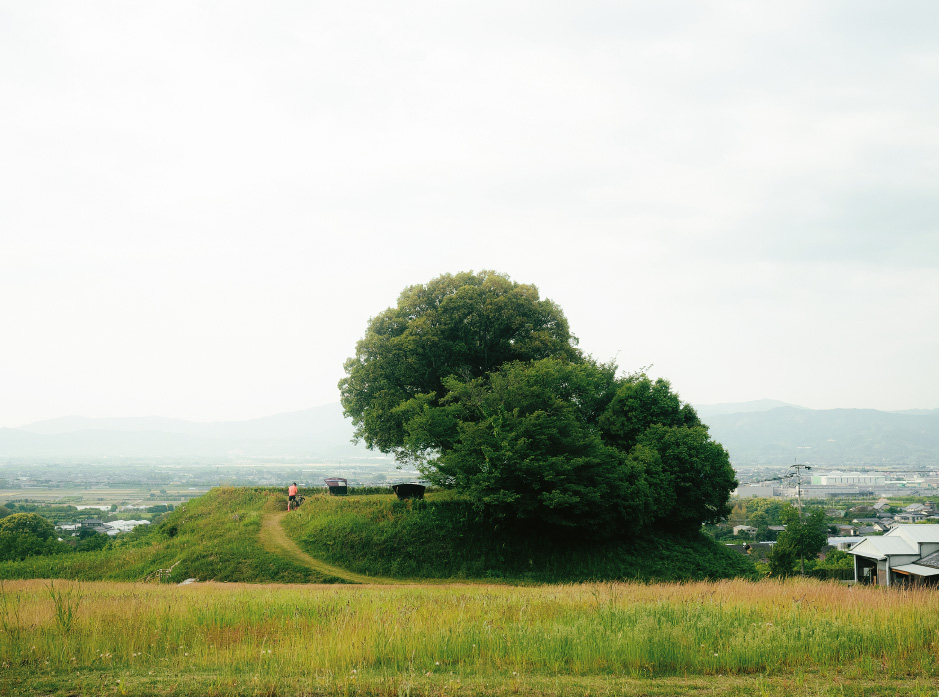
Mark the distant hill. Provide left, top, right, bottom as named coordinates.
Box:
left=1, top=403, right=389, bottom=462
left=693, top=399, right=804, bottom=418
left=3, top=401, right=938, bottom=467
left=702, top=406, right=939, bottom=466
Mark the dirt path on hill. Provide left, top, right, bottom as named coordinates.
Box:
left=259, top=511, right=394, bottom=585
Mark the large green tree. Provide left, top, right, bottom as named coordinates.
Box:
left=340, top=271, right=737, bottom=536
left=339, top=271, right=581, bottom=456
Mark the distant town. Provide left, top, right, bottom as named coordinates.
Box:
left=735, top=465, right=939, bottom=499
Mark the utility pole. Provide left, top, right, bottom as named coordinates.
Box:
left=789, top=462, right=812, bottom=575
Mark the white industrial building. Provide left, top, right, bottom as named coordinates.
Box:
left=810, top=471, right=886, bottom=486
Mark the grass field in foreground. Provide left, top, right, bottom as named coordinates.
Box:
left=2, top=577, right=938, bottom=696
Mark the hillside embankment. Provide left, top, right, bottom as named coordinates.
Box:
left=0, top=487, right=757, bottom=583
left=258, top=509, right=391, bottom=584
left=279, top=489, right=757, bottom=583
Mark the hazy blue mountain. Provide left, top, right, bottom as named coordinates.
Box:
left=693, top=399, right=804, bottom=418
left=2, top=403, right=387, bottom=461
left=17, top=415, right=203, bottom=435
left=702, top=406, right=939, bottom=466
left=17, top=403, right=348, bottom=440
left=4, top=402, right=938, bottom=466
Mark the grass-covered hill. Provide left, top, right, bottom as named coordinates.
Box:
left=0, top=487, right=757, bottom=583
left=0, top=487, right=342, bottom=584
left=280, top=490, right=758, bottom=583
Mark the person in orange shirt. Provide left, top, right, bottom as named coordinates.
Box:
left=287, top=482, right=299, bottom=511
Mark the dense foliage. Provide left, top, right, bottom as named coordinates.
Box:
left=339, top=270, right=580, bottom=454
left=340, top=270, right=737, bottom=536
left=0, top=512, right=65, bottom=562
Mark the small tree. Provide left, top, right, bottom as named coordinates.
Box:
left=767, top=537, right=798, bottom=577
left=0, top=513, right=58, bottom=562
left=813, top=548, right=855, bottom=580
left=776, top=505, right=828, bottom=575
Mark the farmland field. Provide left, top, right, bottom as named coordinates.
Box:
left=0, top=485, right=207, bottom=509
left=2, top=577, right=938, bottom=696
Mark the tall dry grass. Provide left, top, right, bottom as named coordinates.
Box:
left=2, top=577, right=938, bottom=685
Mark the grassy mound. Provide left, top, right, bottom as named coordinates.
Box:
left=0, top=487, right=756, bottom=583
left=0, top=487, right=340, bottom=583
left=282, top=491, right=758, bottom=582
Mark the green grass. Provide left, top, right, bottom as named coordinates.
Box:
left=0, top=487, right=337, bottom=583
left=2, top=578, right=938, bottom=696
left=281, top=490, right=758, bottom=582
left=1, top=489, right=936, bottom=696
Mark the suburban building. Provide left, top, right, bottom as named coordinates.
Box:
left=80, top=519, right=112, bottom=534
left=733, top=485, right=780, bottom=498
left=848, top=525, right=939, bottom=587
left=732, top=525, right=757, bottom=535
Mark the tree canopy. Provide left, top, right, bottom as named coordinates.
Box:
left=769, top=505, right=829, bottom=576
left=339, top=270, right=581, bottom=455
left=340, top=271, right=737, bottom=537
left=407, top=358, right=645, bottom=532
left=0, top=512, right=60, bottom=562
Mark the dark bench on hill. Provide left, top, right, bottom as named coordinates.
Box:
left=392, top=483, right=425, bottom=500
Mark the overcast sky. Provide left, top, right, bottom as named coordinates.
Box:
left=1, top=1, right=937, bottom=428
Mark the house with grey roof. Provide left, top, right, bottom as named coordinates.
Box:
left=848, top=525, right=939, bottom=587
left=80, top=519, right=113, bottom=535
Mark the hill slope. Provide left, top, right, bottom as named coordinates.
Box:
left=0, top=487, right=756, bottom=583
left=0, top=487, right=343, bottom=583
left=280, top=491, right=757, bottom=583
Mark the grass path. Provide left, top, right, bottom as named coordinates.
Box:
left=259, top=510, right=395, bottom=585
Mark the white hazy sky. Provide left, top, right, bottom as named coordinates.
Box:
left=2, top=1, right=938, bottom=428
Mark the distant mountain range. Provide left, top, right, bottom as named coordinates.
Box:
left=2, top=400, right=937, bottom=467
left=693, top=399, right=803, bottom=418
left=0, top=403, right=387, bottom=462
left=698, top=402, right=939, bottom=467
